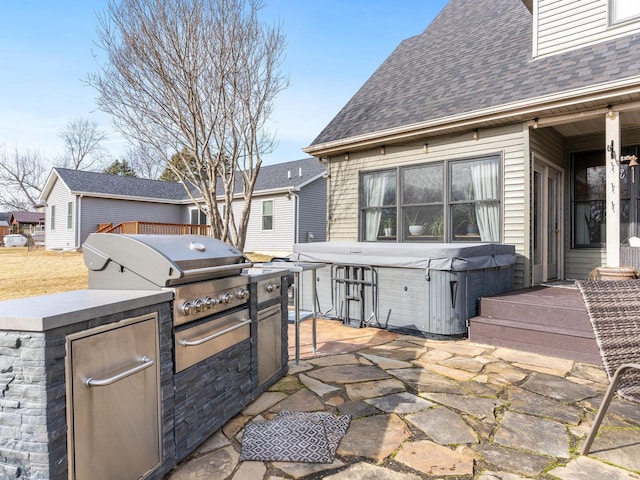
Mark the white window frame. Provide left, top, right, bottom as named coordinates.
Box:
left=50, top=205, right=56, bottom=231
left=609, top=0, right=640, bottom=25
left=67, top=201, right=73, bottom=229
left=189, top=206, right=207, bottom=225
left=262, top=200, right=274, bottom=231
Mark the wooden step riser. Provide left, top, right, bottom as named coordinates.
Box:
left=479, top=298, right=590, bottom=329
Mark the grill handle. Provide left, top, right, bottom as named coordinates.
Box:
left=181, top=318, right=252, bottom=347
left=85, top=356, right=154, bottom=387
left=180, top=260, right=254, bottom=279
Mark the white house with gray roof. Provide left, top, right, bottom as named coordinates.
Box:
left=304, top=0, right=640, bottom=289
left=39, top=158, right=326, bottom=254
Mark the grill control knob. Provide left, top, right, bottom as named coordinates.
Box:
left=192, top=299, right=203, bottom=313
left=202, top=296, right=214, bottom=310
left=179, top=301, right=196, bottom=316
left=266, top=283, right=280, bottom=293
left=236, top=288, right=250, bottom=300
left=219, top=292, right=232, bottom=305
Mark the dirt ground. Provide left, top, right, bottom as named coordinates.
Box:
left=0, top=247, right=272, bottom=302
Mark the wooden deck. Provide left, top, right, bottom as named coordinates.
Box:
left=469, top=285, right=601, bottom=365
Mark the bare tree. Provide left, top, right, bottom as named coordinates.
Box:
left=88, top=0, right=288, bottom=250
left=59, top=117, right=108, bottom=171
left=127, top=140, right=166, bottom=179
left=0, top=147, right=47, bottom=211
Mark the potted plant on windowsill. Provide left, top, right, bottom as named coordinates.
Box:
left=382, top=217, right=394, bottom=237
left=467, top=207, right=479, bottom=235
left=430, top=215, right=444, bottom=238
left=405, top=211, right=425, bottom=235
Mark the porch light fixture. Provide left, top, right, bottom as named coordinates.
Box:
left=532, top=118, right=539, bottom=129
left=473, top=129, right=479, bottom=141
left=608, top=105, right=615, bottom=119
left=380, top=146, right=386, bottom=155
left=345, top=153, right=349, bottom=160
left=423, top=143, right=429, bottom=154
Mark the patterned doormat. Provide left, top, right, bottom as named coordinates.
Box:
left=239, top=411, right=351, bottom=463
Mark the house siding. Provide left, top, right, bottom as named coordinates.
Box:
left=297, top=177, right=327, bottom=244
left=45, top=177, right=77, bottom=250
left=79, top=197, right=183, bottom=247
left=239, top=194, right=295, bottom=255
left=327, top=124, right=528, bottom=288
left=535, top=0, right=639, bottom=57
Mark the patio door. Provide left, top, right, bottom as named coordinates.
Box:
left=533, top=159, right=563, bottom=284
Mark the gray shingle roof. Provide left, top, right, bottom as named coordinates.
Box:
left=54, top=168, right=192, bottom=201
left=311, top=0, right=640, bottom=146
left=53, top=158, right=325, bottom=202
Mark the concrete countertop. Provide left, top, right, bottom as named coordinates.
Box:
left=0, top=289, right=174, bottom=332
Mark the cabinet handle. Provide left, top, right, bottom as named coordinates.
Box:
left=85, top=356, right=154, bottom=387
left=181, top=318, right=252, bottom=347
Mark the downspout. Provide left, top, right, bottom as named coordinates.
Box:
left=77, top=194, right=82, bottom=249
left=288, top=187, right=299, bottom=244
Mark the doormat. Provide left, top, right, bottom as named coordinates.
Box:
left=239, top=411, right=351, bottom=463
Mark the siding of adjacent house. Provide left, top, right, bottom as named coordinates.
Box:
left=327, top=124, right=528, bottom=288
left=79, top=197, right=183, bottom=247
left=535, top=0, right=638, bottom=57
left=235, top=194, right=295, bottom=255
left=297, top=177, right=327, bottom=244
left=45, top=177, right=77, bottom=250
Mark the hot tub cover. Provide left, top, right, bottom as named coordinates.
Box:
left=291, top=242, right=515, bottom=271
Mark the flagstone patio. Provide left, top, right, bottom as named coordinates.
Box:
left=164, top=318, right=640, bottom=480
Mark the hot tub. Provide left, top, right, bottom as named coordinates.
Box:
left=290, top=242, right=516, bottom=336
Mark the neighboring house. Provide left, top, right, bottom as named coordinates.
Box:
left=10, top=211, right=45, bottom=235
left=304, top=0, right=640, bottom=289
left=38, top=158, right=326, bottom=254
left=224, top=157, right=327, bottom=256
left=0, top=212, right=10, bottom=239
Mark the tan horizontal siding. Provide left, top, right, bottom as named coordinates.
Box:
left=328, top=124, right=528, bottom=287
left=536, top=0, right=638, bottom=57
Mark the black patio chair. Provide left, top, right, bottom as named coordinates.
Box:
left=576, top=280, right=640, bottom=455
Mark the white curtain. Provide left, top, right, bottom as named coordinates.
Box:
left=364, top=174, right=387, bottom=241
left=471, top=161, right=500, bottom=242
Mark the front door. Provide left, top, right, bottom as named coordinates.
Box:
left=533, top=159, right=563, bottom=284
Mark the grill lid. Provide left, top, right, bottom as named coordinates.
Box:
left=83, top=233, right=247, bottom=287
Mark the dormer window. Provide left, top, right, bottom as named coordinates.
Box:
left=610, top=0, right=640, bottom=25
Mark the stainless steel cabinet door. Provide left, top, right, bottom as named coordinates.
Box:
left=66, top=314, right=161, bottom=480
left=257, top=304, right=282, bottom=386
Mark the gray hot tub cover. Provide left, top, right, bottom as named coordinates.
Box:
left=291, top=242, right=515, bottom=271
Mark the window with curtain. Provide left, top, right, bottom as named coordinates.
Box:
left=360, top=170, right=396, bottom=241
left=262, top=200, right=273, bottom=231
left=359, top=156, right=501, bottom=243
left=610, top=0, right=640, bottom=24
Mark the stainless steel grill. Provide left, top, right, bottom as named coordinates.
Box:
left=83, top=233, right=254, bottom=370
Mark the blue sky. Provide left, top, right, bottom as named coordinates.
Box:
left=0, top=1, right=447, bottom=168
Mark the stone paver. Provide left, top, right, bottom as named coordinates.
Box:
left=168, top=324, right=640, bottom=480
left=337, top=413, right=410, bottom=462
left=365, top=391, right=435, bottom=414
left=521, top=371, right=599, bottom=403
left=388, top=367, right=467, bottom=394
left=345, top=378, right=405, bottom=401
left=494, top=411, right=570, bottom=458
left=548, top=455, right=640, bottom=480
left=273, top=459, right=345, bottom=479
left=406, top=406, right=478, bottom=444
left=395, top=440, right=474, bottom=476
left=323, top=462, right=421, bottom=480
left=299, top=373, right=340, bottom=397
left=306, top=364, right=389, bottom=384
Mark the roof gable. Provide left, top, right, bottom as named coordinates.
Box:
left=309, top=0, right=640, bottom=148
left=11, top=211, right=45, bottom=224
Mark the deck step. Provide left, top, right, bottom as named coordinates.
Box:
left=468, top=286, right=601, bottom=365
